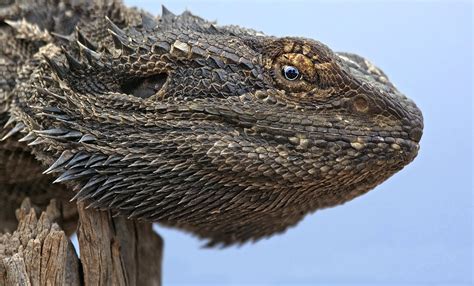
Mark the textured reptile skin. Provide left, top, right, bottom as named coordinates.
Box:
left=0, top=0, right=423, bottom=246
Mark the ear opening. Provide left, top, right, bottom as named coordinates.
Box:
left=120, top=73, right=168, bottom=99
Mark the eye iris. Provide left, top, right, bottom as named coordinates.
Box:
left=283, top=65, right=300, bottom=81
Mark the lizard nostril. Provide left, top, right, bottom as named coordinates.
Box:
left=353, top=96, right=369, bottom=113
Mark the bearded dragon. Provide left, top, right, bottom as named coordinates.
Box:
left=0, top=0, right=423, bottom=246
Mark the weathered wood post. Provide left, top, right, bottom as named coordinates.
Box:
left=0, top=198, right=163, bottom=285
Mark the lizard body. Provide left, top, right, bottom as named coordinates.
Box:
left=0, top=0, right=423, bottom=246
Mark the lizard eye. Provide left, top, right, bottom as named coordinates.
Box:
left=272, top=53, right=317, bottom=92
left=282, top=65, right=300, bottom=81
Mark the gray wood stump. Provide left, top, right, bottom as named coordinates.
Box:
left=0, top=198, right=163, bottom=285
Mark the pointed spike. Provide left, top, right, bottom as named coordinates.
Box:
left=90, top=183, right=110, bottom=199
left=106, top=30, right=135, bottom=55
left=43, top=56, right=67, bottom=79
left=36, top=128, right=68, bottom=136
left=209, top=24, right=219, bottom=34
left=60, top=131, right=83, bottom=139
left=53, top=168, right=95, bottom=184
left=112, top=195, right=131, bottom=209
left=65, top=152, right=90, bottom=169
left=74, top=176, right=107, bottom=197
left=121, top=153, right=142, bottom=161
left=37, top=129, right=82, bottom=140
left=1, top=123, right=25, bottom=141
left=161, top=5, right=176, bottom=21
left=53, top=169, right=80, bottom=183
left=36, top=87, right=67, bottom=101
left=89, top=160, right=105, bottom=168
left=79, top=134, right=97, bottom=143
left=85, top=155, right=106, bottom=168
left=108, top=29, right=127, bottom=49
left=128, top=203, right=155, bottom=219
left=42, top=106, right=62, bottom=113
left=76, top=194, right=93, bottom=203
left=141, top=13, right=158, bottom=30
left=3, top=116, right=16, bottom=128
left=128, top=160, right=147, bottom=167
left=105, top=16, right=125, bottom=37
left=43, top=150, right=74, bottom=174
left=3, top=19, right=21, bottom=29
left=50, top=32, right=74, bottom=42
left=62, top=46, right=83, bottom=70
left=28, top=137, right=46, bottom=146
left=71, top=184, right=94, bottom=202
left=76, top=28, right=97, bottom=51
left=18, top=132, right=36, bottom=142
left=103, top=155, right=122, bottom=165
left=97, top=188, right=118, bottom=203
left=39, top=113, right=71, bottom=122
left=109, top=182, right=131, bottom=191
left=125, top=195, right=146, bottom=204
left=77, top=41, right=101, bottom=63
left=102, top=175, right=124, bottom=187
left=86, top=196, right=111, bottom=209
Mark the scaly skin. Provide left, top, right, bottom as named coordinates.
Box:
left=0, top=0, right=423, bottom=246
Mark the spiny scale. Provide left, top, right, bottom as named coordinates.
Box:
left=161, top=5, right=176, bottom=21
left=62, top=47, right=84, bottom=71
left=141, top=14, right=158, bottom=30
left=43, top=150, right=74, bottom=174
left=1, top=123, right=25, bottom=141
left=76, top=28, right=98, bottom=51
left=77, top=41, right=101, bottom=63
left=43, top=55, right=67, bottom=79
left=108, top=29, right=134, bottom=55
left=18, top=132, right=37, bottom=143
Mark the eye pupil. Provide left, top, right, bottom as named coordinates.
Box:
left=282, top=65, right=300, bottom=81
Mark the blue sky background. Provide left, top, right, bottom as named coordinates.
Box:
left=116, top=1, right=473, bottom=285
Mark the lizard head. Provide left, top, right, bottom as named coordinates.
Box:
left=8, top=8, right=423, bottom=246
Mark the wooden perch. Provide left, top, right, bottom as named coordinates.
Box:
left=0, top=199, right=163, bottom=286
